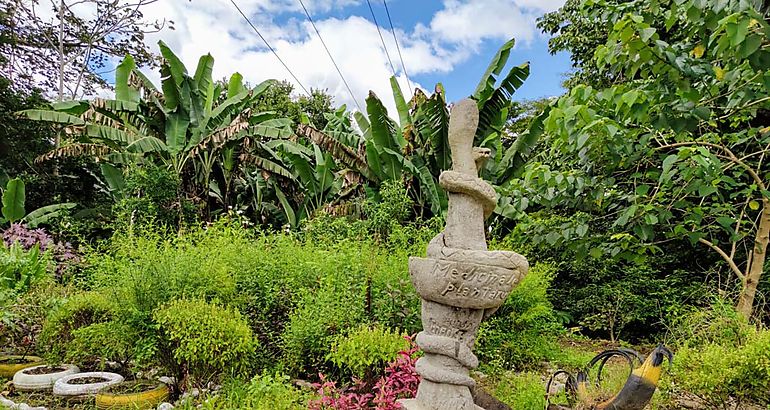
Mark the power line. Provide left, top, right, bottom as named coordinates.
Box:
left=382, top=0, right=412, bottom=96
left=229, top=0, right=311, bottom=96
left=296, top=0, right=363, bottom=112
left=365, top=0, right=397, bottom=78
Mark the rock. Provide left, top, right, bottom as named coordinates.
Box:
left=0, top=396, right=47, bottom=410
left=158, top=376, right=176, bottom=385
left=471, top=386, right=511, bottom=410
left=292, top=379, right=314, bottom=390
left=157, top=403, right=174, bottom=410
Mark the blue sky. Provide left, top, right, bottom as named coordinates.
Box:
left=133, top=0, right=570, bottom=112
left=328, top=0, right=573, bottom=102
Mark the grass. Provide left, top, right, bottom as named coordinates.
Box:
left=480, top=341, right=658, bottom=410
left=1, top=390, right=97, bottom=409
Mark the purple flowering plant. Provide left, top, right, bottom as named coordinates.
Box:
left=2, top=223, right=80, bottom=278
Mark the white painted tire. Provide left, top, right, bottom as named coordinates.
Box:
left=13, top=364, right=80, bottom=391
left=53, top=372, right=124, bottom=397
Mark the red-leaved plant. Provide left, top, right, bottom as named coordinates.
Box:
left=310, top=335, right=420, bottom=409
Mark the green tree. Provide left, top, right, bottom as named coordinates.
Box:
left=1, top=0, right=166, bottom=99
left=515, top=0, right=770, bottom=319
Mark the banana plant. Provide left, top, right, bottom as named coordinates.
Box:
left=0, top=178, right=76, bottom=227
left=21, top=41, right=294, bottom=210
left=303, top=38, right=538, bottom=218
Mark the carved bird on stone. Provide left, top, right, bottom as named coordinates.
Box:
left=546, top=345, right=673, bottom=410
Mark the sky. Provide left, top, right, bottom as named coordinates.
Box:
left=134, top=0, right=572, bottom=114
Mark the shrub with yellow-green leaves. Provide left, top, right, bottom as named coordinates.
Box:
left=154, top=299, right=258, bottom=386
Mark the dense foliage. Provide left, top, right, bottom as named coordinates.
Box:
left=1, top=0, right=769, bottom=408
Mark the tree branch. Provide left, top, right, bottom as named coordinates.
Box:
left=656, top=141, right=766, bottom=191
left=698, top=237, right=745, bottom=281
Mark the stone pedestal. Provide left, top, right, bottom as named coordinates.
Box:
left=400, top=99, right=528, bottom=410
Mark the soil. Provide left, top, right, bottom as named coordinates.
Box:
left=25, top=366, right=66, bottom=375
left=0, top=357, right=36, bottom=365
left=67, top=377, right=109, bottom=385
left=102, top=380, right=159, bottom=395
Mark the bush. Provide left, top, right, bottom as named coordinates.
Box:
left=326, top=325, right=409, bottom=380
left=184, top=372, right=311, bottom=410
left=153, top=299, right=257, bottom=386
left=363, top=180, right=413, bottom=241
left=667, top=297, right=753, bottom=348
left=87, top=224, right=244, bottom=315
left=300, top=212, right=368, bottom=245
left=280, top=268, right=368, bottom=376
left=66, top=320, right=144, bottom=370
left=0, top=281, right=70, bottom=354
left=0, top=242, right=49, bottom=299
left=657, top=301, right=770, bottom=407
left=668, top=329, right=770, bottom=407
left=112, top=163, right=195, bottom=230
left=38, top=292, right=114, bottom=362
left=476, top=262, right=563, bottom=370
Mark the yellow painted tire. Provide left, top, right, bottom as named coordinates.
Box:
left=0, top=356, right=45, bottom=378
left=95, top=383, right=170, bottom=410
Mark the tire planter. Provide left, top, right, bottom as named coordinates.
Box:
left=95, top=381, right=170, bottom=410
left=0, top=355, right=45, bottom=378
left=53, top=372, right=124, bottom=397
left=12, top=364, right=80, bottom=391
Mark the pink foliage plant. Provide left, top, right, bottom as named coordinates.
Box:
left=309, top=335, right=420, bottom=410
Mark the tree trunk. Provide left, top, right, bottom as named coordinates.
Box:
left=736, top=198, right=770, bottom=318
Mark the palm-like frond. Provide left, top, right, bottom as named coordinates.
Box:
left=297, top=124, right=376, bottom=182
left=35, top=143, right=112, bottom=163
left=476, top=63, right=530, bottom=144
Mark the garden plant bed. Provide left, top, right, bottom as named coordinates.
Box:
left=0, top=355, right=45, bottom=378
left=25, top=366, right=67, bottom=375
left=69, top=377, right=110, bottom=385
left=95, top=380, right=171, bottom=409
left=100, top=380, right=159, bottom=395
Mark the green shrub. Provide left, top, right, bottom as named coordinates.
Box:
left=280, top=268, right=368, bottom=376
left=0, top=281, right=70, bottom=354
left=667, top=297, right=753, bottom=348
left=668, top=329, right=770, bottom=407
left=300, top=212, right=368, bottom=245
left=153, top=299, right=257, bottom=386
left=363, top=180, right=413, bottom=241
left=112, top=163, right=195, bottom=230
left=326, top=325, right=409, bottom=379
left=0, top=242, right=49, bottom=296
left=181, top=372, right=310, bottom=410
left=67, top=320, right=144, bottom=370
left=87, top=224, right=244, bottom=315
left=476, top=262, right=563, bottom=370
left=657, top=302, right=770, bottom=407
left=38, top=292, right=114, bottom=362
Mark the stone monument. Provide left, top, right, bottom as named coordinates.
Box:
left=400, top=99, right=529, bottom=410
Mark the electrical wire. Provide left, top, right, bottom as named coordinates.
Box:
left=365, top=0, right=397, bottom=78
left=382, top=0, right=413, bottom=95
left=296, top=0, right=363, bottom=112
left=229, top=0, right=311, bottom=96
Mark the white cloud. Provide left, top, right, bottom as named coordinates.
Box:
left=131, top=0, right=566, bottom=114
